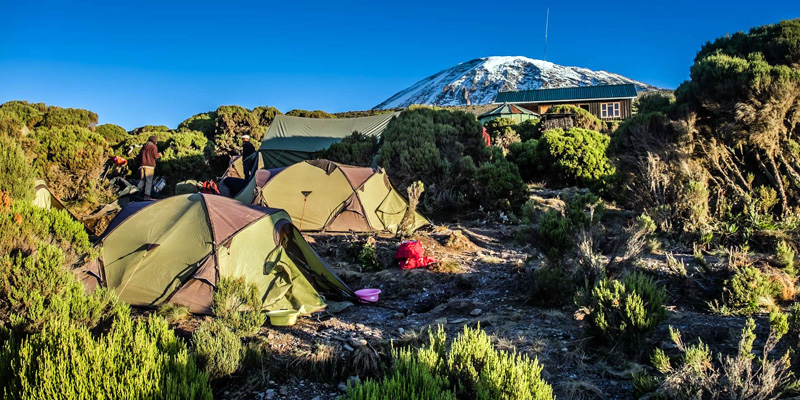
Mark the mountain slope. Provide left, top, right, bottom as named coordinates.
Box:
left=374, top=56, right=657, bottom=109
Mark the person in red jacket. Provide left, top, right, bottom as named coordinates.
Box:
left=136, top=135, right=161, bottom=200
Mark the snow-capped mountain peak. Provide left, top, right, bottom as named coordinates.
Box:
left=374, top=56, right=656, bottom=109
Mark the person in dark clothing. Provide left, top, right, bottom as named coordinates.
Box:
left=242, top=135, right=256, bottom=179
left=136, top=135, right=161, bottom=200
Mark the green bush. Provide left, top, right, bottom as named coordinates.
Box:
left=358, top=238, right=382, bottom=272
left=583, top=272, right=668, bottom=347
left=192, top=320, right=242, bottom=379
left=286, top=109, right=336, bottom=119
left=343, top=325, right=554, bottom=400
left=0, top=197, right=91, bottom=258
left=537, top=193, right=603, bottom=258
left=0, top=101, right=46, bottom=129
left=516, top=119, right=541, bottom=142
left=178, top=111, right=217, bottom=137
left=536, top=128, right=615, bottom=190
left=0, top=314, right=213, bottom=400
left=379, top=108, right=488, bottom=214
left=253, top=106, right=282, bottom=126
left=474, top=154, right=528, bottom=212
left=40, top=106, right=97, bottom=128
left=634, top=92, right=675, bottom=114
left=213, top=277, right=265, bottom=336
left=0, top=137, right=35, bottom=202
left=718, top=266, right=781, bottom=315
left=545, top=104, right=604, bottom=131
left=95, top=123, right=128, bottom=145
left=506, top=139, right=539, bottom=183
left=316, top=131, right=379, bottom=166
left=776, top=240, right=796, bottom=276
left=527, top=266, right=575, bottom=308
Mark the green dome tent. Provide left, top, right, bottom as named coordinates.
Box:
left=235, top=160, right=429, bottom=233
left=79, top=193, right=356, bottom=314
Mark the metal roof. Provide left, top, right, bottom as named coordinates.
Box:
left=495, top=84, right=638, bottom=103
left=477, top=102, right=539, bottom=119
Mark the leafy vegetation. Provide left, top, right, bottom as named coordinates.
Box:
left=192, top=320, right=243, bottom=379
left=213, top=277, right=265, bottom=337
left=316, top=131, right=379, bottom=166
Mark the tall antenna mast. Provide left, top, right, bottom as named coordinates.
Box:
left=544, top=8, right=549, bottom=61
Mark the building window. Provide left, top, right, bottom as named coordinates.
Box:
left=578, top=103, right=590, bottom=112
left=601, top=102, right=620, bottom=118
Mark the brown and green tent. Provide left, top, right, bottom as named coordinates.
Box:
left=235, top=160, right=430, bottom=233
left=79, top=193, right=356, bottom=314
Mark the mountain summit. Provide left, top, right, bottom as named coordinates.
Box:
left=374, top=56, right=657, bottom=109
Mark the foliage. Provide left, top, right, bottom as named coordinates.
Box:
left=379, top=108, right=489, bottom=214
left=634, top=92, right=675, bottom=114
left=718, top=266, right=781, bottom=315
left=253, top=106, right=282, bottom=126
left=474, top=153, right=528, bottom=212
left=398, top=181, right=425, bottom=239
left=343, top=325, right=554, bottom=400
left=639, top=317, right=798, bottom=399
left=0, top=101, right=46, bottom=129
left=286, top=109, right=336, bottom=119
left=358, top=237, right=382, bottom=272
left=178, top=111, right=217, bottom=137
left=0, top=137, right=35, bottom=202
left=776, top=240, right=796, bottom=275
left=546, top=104, right=604, bottom=131
left=536, top=128, right=615, bottom=190
left=527, top=266, right=575, bottom=308
left=537, top=193, right=603, bottom=258
left=95, top=123, right=128, bottom=145
left=158, top=303, right=190, bottom=324
left=30, top=125, right=109, bottom=201
left=214, top=105, right=260, bottom=156
left=582, top=272, right=668, bottom=347
left=0, top=313, right=213, bottom=400
left=316, top=131, right=379, bottom=166
left=40, top=106, right=97, bottom=128
left=516, top=119, right=541, bottom=142
left=192, top=320, right=242, bottom=379
left=506, top=140, right=539, bottom=182
left=213, top=276, right=265, bottom=336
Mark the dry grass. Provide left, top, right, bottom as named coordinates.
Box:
left=444, top=229, right=475, bottom=251
left=557, top=380, right=604, bottom=400
left=428, top=259, right=463, bottom=274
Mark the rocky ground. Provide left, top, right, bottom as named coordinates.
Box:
left=150, top=188, right=788, bottom=400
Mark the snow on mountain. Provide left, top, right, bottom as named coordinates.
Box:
left=374, top=56, right=657, bottom=110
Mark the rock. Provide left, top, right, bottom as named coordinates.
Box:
left=449, top=318, right=468, bottom=324
left=470, top=308, right=483, bottom=317
left=279, top=387, right=288, bottom=396
left=397, top=327, right=405, bottom=334
left=348, top=376, right=360, bottom=386
left=392, top=312, right=405, bottom=318
left=561, top=347, right=568, bottom=352
left=311, top=397, right=322, bottom=400
left=433, top=317, right=447, bottom=326
left=327, top=300, right=354, bottom=314
left=338, top=383, right=348, bottom=393
left=343, top=344, right=355, bottom=351
left=265, top=389, right=276, bottom=400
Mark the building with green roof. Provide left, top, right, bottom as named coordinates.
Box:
left=494, top=83, right=638, bottom=120
left=476, top=102, right=539, bottom=125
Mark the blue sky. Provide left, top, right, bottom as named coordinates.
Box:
left=0, top=0, right=797, bottom=129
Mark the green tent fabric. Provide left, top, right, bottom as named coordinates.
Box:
left=32, top=179, right=68, bottom=212
left=79, top=193, right=356, bottom=315
left=236, top=160, right=430, bottom=233
left=258, top=113, right=399, bottom=168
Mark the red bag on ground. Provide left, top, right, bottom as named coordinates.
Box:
left=395, top=240, right=436, bottom=270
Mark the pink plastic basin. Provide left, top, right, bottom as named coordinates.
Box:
left=355, top=288, right=381, bottom=303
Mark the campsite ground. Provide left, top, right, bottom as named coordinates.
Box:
left=158, top=186, right=776, bottom=400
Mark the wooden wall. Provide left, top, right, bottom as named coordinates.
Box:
left=517, top=98, right=632, bottom=120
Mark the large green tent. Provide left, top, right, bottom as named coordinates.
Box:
left=236, top=160, right=429, bottom=233
left=79, top=193, right=356, bottom=314
left=257, top=113, right=399, bottom=169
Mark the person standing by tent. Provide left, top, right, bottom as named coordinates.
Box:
left=241, top=135, right=256, bottom=179
left=136, top=135, right=161, bottom=200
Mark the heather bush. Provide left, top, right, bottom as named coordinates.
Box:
left=0, top=101, right=46, bottom=129
left=286, top=109, right=336, bottom=118
left=717, top=266, right=781, bottom=315
left=776, top=240, right=796, bottom=276
left=253, top=105, right=282, bottom=126
left=343, top=325, right=554, bottom=400
left=639, top=316, right=798, bottom=399
left=546, top=104, right=604, bottom=132
left=316, top=131, right=379, bottom=166
left=582, top=272, right=668, bottom=347
left=192, top=320, right=242, bottom=379
left=178, top=111, right=217, bottom=137
left=40, top=106, right=97, bottom=128
left=634, top=91, right=675, bottom=114
left=95, top=123, right=128, bottom=145
left=537, top=193, right=603, bottom=258
left=358, top=237, right=382, bottom=272
left=506, top=139, right=539, bottom=182
left=214, top=105, right=260, bottom=156
left=536, top=127, right=615, bottom=190
left=474, top=154, right=528, bottom=212
left=527, top=266, right=575, bottom=308
left=213, top=276, right=265, bottom=336
left=0, top=137, right=35, bottom=202
left=516, top=119, right=541, bottom=141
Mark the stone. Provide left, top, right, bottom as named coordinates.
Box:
left=326, top=300, right=354, bottom=314
left=561, top=347, right=568, bottom=352
left=433, top=317, right=447, bottom=326
left=311, top=397, right=322, bottom=400
left=449, top=318, right=468, bottom=324
left=279, top=387, right=288, bottom=396
left=397, top=327, right=405, bottom=334
left=392, top=312, right=405, bottom=318
left=265, top=389, right=276, bottom=400
left=470, top=308, right=483, bottom=317
left=343, top=344, right=355, bottom=351
left=338, top=383, right=348, bottom=393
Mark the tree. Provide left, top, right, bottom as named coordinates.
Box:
left=286, top=109, right=336, bottom=119
left=315, top=131, right=378, bottom=166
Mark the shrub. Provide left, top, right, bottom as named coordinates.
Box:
left=159, top=129, right=212, bottom=184
left=286, top=109, right=336, bottom=118
left=0, top=101, right=45, bottom=129
left=536, top=128, right=615, bottom=190
left=634, top=92, right=675, bottom=114
left=213, top=277, right=265, bottom=336
left=639, top=317, right=798, bottom=399
left=474, top=155, right=528, bottom=212
left=0, top=314, right=213, bottom=399
left=40, top=106, right=97, bottom=128
left=315, top=131, right=378, bottom=166
left=718, top=266, right=781, bottom=315
left=252, top=106, right=282, bottom=126
left=516, top=119, right=541, bottom=142
left=358, top=237, right=382, bottom=272
left=0, top=197, right=92, bottom=261
left=343, top=325, right=554, bottom=400
left=527, top=266, right=575, bottom=308
left=583, top=272, right=667, bottom=347
left=192, top=320, right=242, bottom=379
left=537, top=193, right=603, bottom=258
left=379, top=108, right=488, bottom=214
left=95, top=123, right=128, bottom=145
left=545, top=104, right=604, bottom=132
left=178, top=111, right=218, bottom=137
left=0, top=137, right=35, bottom=202
left=776, top=240, right=796, bottom=276
left=158, top=303, right=190, bottom=324
left=506, top=139, right=539, bottom=182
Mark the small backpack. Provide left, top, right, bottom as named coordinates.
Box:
left=199, top=180, right=219, bottom=194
